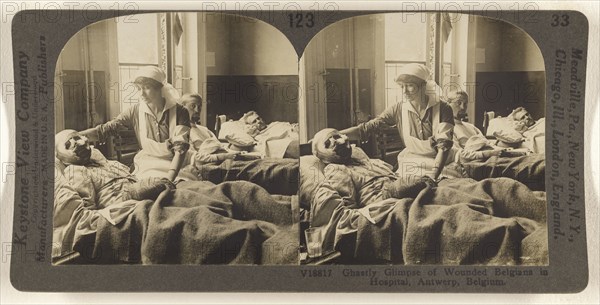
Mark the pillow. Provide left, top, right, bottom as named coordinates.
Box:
left=485, top=117, right=509, bottom=135
left=55, top=157, right=66, bottom=175
left=299, top=155, right=326, bottom=210
left=486, top=117, right=524, bottom=140
left=54, top=147, right=106, bottom=174
left=218, top=120, right=243, bottom=140
left=225, top=132, right=256, bottom=150
left=494, top=131, right=524, bottom=148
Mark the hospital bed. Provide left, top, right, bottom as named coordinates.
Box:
left=483, top=111, right=546, bottom=154
left=298, top=151, right=548, bottom=265
left=53, top=137, right=299, bottom=265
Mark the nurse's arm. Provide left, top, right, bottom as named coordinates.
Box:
left=340, top=103, right=399, bottom=141
left=81, top=106, right=136, bottom=143
left=339, top=126, right=361, bottom=141
left=167, top=108, right=192, bottom=180
left=80, top=128, right=100, bottom=142
left=431, top=103, right=456, bottom=179
left=432, top=148, right=450, bottom=179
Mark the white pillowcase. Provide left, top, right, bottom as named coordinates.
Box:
left=486, top=117, right=524, bottom=142
left=218, top=121, right=243, bottom=140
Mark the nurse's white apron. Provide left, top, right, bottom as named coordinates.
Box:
left=396, top=101, right=452, bottom=178
left=133, top=103, right=177, bottom=179
left=399, top=101, right=440, bottom=159
left=133, top=102, right=178, bottom=180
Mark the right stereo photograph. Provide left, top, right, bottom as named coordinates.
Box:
left=298, top=12, right=547, bottom=266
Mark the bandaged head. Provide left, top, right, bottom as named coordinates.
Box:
left=312, top=128, right=352, bottom=164
left=55, top=129, right=92, bottom=165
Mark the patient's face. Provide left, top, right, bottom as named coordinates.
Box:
left=449, top=97, right=468, bottom=120
left=514, top=109, right=535, bottom=127
left=324, top=132, right=352, bottom=164
left=246, top=113, right=267, bottom=132
left=183, top=99, right=201, bottom=124
left=56, top=131, right=92, bottom=165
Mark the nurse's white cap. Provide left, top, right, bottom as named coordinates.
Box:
left=135, top=66, right=166, bottom=84
left=395, top=63, right=431, bottom=83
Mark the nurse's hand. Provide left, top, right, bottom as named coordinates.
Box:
left=384, top=175, right=432, bottom=199
left=488, top=148, right=506, bottom=157
left=221, top=152, right=241, bottom=161
left=419, top=175, right=437, bottom=187
left=168, top=139, right=190, bottom=155
left=124, top=177, right=175, bottom=201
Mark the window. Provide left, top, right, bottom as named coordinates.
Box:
left=384, top=13, right=429, bottom=108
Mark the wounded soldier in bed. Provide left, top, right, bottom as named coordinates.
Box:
left=179, top=93, right=217, bottom=151
left=54, top=129, right=175, bottom=257
left=220, top=111, right=299, bottom=159
left=310, top=128, right=435, bottom=253
left=448, top=90, right=528, bottom=162
left=447, top=91, right=545, bottom=190
left=192, top=138, right=242, bottom=166
left=485, top=106, right=545, bottom=154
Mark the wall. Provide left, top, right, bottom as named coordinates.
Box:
left=205, top=75, right=299, bottom=130
left=473, top=16, right=546, bottom=127
left=475, top=17, right=544, bottom=72
left=301, top=15, right=380, bottom=140
left=56, top=20, right=116, bottom=132
left=205, top=13, right=231, bottom=76
left=450, top=13, right=470, bottom=91
left=206, top=14, right=297, bottom=76
left=450, top=13, right=475, bottom=122
left=204, top=14, right=298, bottom=130
left=182, top=13, right=208, bottom=125
left=299, top=32, right=326, bottom=142
left=500, top=24, right=545, bottom=71
left=229, top=18, right=297, bottom=75
left=61, top=21, right=112, bottom=72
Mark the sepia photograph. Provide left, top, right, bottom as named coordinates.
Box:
left=52, top=12, right=300, bottom=265
left=298, top=13, right=548, bottom=265
left=2, top=0, right=596, bottom=295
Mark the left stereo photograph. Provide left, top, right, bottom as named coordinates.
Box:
left=52, top=12, right=300, bottom=265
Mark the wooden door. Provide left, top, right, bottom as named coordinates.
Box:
left=325, top=69, right=352, bottom=130
left=355, top=69, right=372, bottom=124
left=62, top=70, right=89, bottom=131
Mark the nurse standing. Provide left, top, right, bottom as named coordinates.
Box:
left=341, top=63, right=455, bottom=180
left=81, top=66, right=191, bottom=180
